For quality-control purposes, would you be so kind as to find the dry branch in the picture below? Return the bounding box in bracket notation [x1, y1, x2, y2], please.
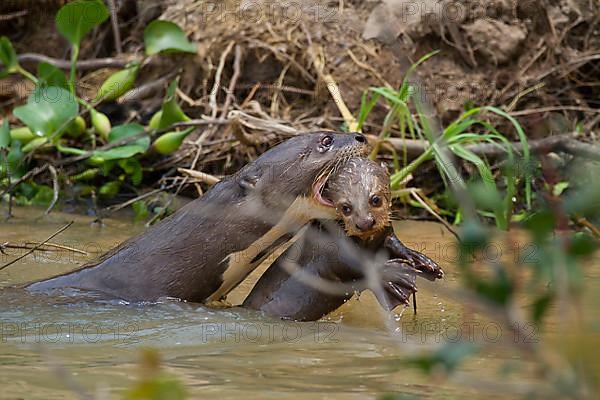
[378, 134, 600, 161]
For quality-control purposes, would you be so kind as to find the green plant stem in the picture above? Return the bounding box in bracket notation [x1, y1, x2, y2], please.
[390, 146, 434, 189]
[69, 45, 80, 95]
[16, 66, 38, 85]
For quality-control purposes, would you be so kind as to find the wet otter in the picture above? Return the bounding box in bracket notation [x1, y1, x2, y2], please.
[243, 158, 443, 321]
[27, 132, 369, 302]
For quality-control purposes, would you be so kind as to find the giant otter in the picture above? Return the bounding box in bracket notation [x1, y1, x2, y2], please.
[243, 158, 444, 321]
[27, 132, 370, 302]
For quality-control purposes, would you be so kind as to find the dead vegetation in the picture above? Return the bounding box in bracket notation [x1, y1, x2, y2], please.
[0, 0, 599, 214]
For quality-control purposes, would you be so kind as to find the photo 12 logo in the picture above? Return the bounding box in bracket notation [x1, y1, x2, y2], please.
[198, 321, 339, 344]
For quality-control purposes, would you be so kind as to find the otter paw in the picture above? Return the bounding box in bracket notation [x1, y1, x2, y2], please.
[372, 259, 418, 310]
[384, 234, 444, 281]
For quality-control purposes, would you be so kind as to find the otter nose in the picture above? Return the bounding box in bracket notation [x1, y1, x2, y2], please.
[354, 134, 366, 143]
[355, 217, 375, 232]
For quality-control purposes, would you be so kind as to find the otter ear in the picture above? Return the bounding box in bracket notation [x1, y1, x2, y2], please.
[239, 173, 261, 191]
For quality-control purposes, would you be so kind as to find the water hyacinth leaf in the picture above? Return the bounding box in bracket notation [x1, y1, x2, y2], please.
[65, 116, 87, 138]
[132, 200, 149, 222]
[7, 140, 24, 172]
[55, 0, 109, 47]
[0, 120, 10, 149]
[98, 181, 120, 198]
[144, 20, 197, 55]
[118, 158, 143, 185]
[94, 144, 146, 160]
[158, 80, 191, 130]
[153, 129, 193, 155]
[13, 87, 79, 137]
[0, 36, 18, 73]
[93, 124, 149, 160]
[22, 137, 48, 153]
[107, 123, 148, 146]
[148, 110, 162, 130]
[37, 62, 69, 90]
[10, 127, 36, 143]
[91, 110, 111, 140]
[71, 168, 99, 181]
[30, 184, 55, 206]
[95, 63, 140, 102]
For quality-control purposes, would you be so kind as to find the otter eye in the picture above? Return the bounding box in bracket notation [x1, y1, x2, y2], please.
[320, 135, 333, 147]
[341, 204, 352, 216]
[370, 195, 382, 207]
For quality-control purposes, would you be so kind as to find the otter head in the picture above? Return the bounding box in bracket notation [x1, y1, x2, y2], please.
[323, 157, 391, 240]
[249, 132, 370, 212]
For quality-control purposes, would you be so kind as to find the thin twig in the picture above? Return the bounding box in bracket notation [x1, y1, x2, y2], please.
[210, 41, 235, 118]
[44, 165, 59, 215]
[221, 44, 242, 119]
[509, 105, 600, 116]
[106, 0, 122, 54]
[2, 242, 87, 255]
[409, 190, 461, 241]
[177, 168, 220, 185]
[0, 164, 49, 198]
[102, 182, 179, 213]
[18, 53, 142, 70]
[0, 221, 74, 271]
[0, 10, 27, 21]
[379, 133, 600, 162]
[119, 72, 178, 103]
[25, 242, 87, 255]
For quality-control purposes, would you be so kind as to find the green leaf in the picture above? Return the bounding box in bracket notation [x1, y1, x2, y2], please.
[94, 145, 146, 160]
[523, 210, 556, 242]
[0, 36, 19, 73]
[144, 20, 197, 55]
[95, 63, 140, 102]
[37, 62, 69, 90]
[98, 181, 120, 198]
[93, 124, 149, 160]
[7, 140, 24, 173]
[71, 168, 99, 181]
[118, 158, 143, 185]
[55, 0, 109, 47]
[30, 184, 55, 206]
[0, 119, 10, 149]
[567, 233, 597, 258]
[153, 129, 193, 155]
[158, 80, 191, 129]
[108, 123, 148, 146]
[132, 200, 149, 222]
[13, 87, 79, 137]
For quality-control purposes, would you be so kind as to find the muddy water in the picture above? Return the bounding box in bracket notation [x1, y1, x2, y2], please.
[0, 207, 597, 399]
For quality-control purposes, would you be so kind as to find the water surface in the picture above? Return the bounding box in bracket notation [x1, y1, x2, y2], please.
[1, 207, 597, 399]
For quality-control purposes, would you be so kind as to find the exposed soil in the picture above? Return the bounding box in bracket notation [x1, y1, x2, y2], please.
[1, 0, 598, 198]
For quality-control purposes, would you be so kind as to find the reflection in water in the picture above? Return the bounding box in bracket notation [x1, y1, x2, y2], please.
[1, 207, 597, 399]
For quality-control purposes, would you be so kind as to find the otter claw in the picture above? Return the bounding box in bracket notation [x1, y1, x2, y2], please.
[372, 259, 418, 310]
[384, 234, 444, 281]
